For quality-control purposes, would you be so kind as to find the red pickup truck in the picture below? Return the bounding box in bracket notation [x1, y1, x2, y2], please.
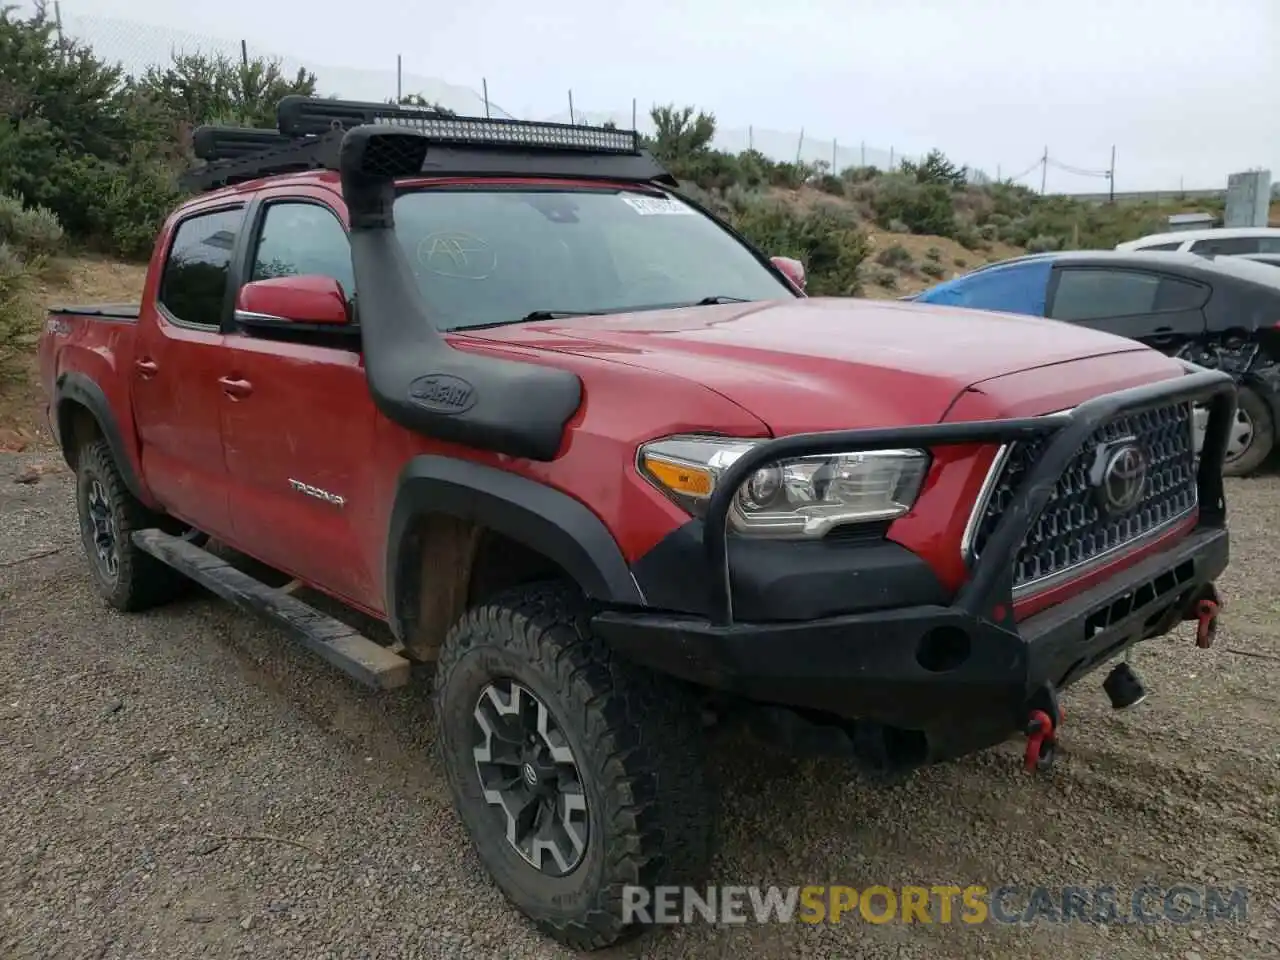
[39, 98, 1236, 949]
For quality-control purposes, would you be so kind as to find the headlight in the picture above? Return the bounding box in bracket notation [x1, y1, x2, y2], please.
[637, 436, 930, 539]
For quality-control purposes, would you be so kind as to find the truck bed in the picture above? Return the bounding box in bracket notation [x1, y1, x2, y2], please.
[47, 303, 141, 321]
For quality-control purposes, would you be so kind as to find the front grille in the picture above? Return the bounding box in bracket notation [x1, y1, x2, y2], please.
[969, 401, 1198, 591]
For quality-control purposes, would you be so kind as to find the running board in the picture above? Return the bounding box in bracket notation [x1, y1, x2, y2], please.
[132, 529, 411, 690]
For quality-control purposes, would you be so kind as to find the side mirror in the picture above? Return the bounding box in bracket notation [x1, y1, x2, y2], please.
[771, 255, 806, 292]
[235, 275, 350, 329]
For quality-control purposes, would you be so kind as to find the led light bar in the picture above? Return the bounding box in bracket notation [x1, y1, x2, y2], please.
[276, 95, 640, 154]
[369, 114, 639, 154]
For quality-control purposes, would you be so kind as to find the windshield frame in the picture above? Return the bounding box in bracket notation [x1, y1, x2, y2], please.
[389, 177, 803, 329]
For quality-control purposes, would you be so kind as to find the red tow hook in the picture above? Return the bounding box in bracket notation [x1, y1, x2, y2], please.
[1024, 709, 1058, 773]
[1195, 598, 1220, 649]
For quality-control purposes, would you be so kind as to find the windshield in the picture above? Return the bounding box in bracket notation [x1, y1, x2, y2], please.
[390, 186, 796, 330]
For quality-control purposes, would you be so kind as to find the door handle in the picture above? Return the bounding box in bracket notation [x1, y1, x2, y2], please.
[134, 358, 158, 378]
[218, 376, 253, 399]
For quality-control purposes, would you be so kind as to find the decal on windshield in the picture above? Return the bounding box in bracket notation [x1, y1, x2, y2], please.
[416, 232, 497, 279]
[620, 196, 695, 216]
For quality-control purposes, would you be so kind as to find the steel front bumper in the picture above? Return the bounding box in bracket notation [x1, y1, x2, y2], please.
[593, 365, 1237, 759]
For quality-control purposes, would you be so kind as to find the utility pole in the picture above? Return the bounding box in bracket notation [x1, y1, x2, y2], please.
[568, 90, 575, 124]
[52, 1, 65, 59]
[1040, 145, 1048, 194]
[396, 55, 402, 102]
[1108, 145, 1116, 204]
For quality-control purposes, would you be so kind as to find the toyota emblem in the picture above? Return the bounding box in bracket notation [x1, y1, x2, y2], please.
[1089, 439, 1148, 515]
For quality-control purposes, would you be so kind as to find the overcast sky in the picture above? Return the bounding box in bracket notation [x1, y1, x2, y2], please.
[46, 0, 1279, 193]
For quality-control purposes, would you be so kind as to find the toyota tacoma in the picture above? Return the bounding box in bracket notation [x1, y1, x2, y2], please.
[38, 97, 1236, 950]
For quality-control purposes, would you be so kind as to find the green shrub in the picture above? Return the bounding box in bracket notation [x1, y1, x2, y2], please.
[0, 192, 65, 258]
[924, 246, 943, 262]
[0, 7, 307, 261]
[867, 173, 956, 237]
[920, 261, 946, 279]
[875, 243, 914, 269]
[0, 243, 41, 385]
[953, 256, 968, 268]
[724, 191, 869, 296]
[866, 265, 899, 289]
[1026, 234, 1063, 253]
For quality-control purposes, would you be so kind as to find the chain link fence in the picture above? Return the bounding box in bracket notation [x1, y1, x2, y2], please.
[53, 7, 1005, 180]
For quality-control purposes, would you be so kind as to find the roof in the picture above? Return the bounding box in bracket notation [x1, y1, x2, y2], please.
[1116, 226, 1280, 249]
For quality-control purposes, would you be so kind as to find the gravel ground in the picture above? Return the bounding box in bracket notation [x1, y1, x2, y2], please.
[1, 451, 1277, 960]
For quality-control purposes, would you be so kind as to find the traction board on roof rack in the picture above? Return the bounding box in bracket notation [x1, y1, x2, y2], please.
[180, 96, 672, 194]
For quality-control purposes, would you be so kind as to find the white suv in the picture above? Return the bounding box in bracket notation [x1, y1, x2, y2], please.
[1116, 227, 1280, 256]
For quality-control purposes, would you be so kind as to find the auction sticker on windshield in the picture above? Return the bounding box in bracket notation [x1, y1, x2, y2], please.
[621, 195, 695, 215]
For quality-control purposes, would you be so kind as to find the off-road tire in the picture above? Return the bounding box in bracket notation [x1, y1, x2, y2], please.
[74, 438, 191, 611]
[433, 582, 714, 950]
[1222, 385, 1274, 477]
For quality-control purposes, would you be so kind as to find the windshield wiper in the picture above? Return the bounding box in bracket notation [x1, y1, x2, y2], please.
[451, 310, 603, 331]
[451, 298, 753, 333]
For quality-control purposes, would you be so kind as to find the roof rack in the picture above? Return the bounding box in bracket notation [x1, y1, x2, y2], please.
[180, 96, 674, 194]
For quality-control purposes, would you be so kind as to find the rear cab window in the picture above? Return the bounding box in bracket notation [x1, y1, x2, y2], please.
[390, 185, 796, 330]
[157, 207, 245, 329]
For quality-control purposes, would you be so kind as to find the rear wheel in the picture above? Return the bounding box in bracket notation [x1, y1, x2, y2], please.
[433, 582, 713, 950]
[74, 438, 192, 611]
[1222, 385, 1274, 477]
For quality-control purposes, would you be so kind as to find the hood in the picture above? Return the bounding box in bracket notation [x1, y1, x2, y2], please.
[462, 297, 1163, 434]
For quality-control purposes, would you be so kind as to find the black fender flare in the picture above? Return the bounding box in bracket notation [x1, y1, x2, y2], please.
[384, 455, 645, 641]
[53, 372, 147, 501]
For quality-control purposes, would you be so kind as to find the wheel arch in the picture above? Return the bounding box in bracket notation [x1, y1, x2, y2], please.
[385, 455, 645, 658]
[53, 372, 149, 503]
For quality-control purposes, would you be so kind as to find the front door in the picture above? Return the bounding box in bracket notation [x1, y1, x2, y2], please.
[218, 192, 382, 611]
[131, 204, 245, 540]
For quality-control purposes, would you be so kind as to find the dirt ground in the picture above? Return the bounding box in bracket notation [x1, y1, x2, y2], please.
[1, 451, 1277, 960]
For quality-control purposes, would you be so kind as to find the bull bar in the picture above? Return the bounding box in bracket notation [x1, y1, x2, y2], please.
[702, 364, 1238, 627]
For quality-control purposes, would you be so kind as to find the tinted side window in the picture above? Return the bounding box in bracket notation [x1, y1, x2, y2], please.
[1050, 269, 1208, 321]
[158, 208, 244, 327]
[1257, 237, 1280, 253]
[1138, 241, 1184, 252]
[251, 202, 354, 296]
[1154, 276, 1210, 310]
[1189, 237, 1260, 255]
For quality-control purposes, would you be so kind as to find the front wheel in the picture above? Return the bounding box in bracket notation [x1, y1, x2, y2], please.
[1222, 385, 1275, 477]
[433, 583, 713, 950]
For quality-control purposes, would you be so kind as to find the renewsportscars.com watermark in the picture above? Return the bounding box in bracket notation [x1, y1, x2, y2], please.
[621, 884, 1250, 926]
